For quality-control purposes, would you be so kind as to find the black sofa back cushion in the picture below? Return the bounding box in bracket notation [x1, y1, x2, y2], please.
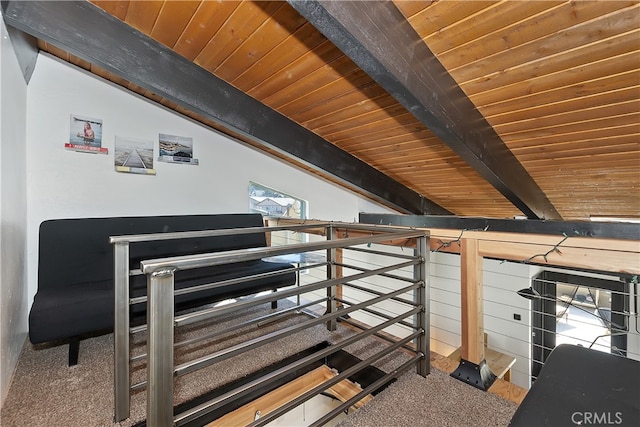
[38, 213, 267, 290]
[30, 213, 297, 345]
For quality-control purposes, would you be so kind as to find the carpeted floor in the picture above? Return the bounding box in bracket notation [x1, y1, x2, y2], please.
[337, 369, 517, 427]
[1, 300, 517, 426]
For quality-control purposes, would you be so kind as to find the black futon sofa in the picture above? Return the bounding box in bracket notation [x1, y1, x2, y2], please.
[29, 213, 296, 364]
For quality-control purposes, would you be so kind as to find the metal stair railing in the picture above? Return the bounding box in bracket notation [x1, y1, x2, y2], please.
[111, 223, 430, 426]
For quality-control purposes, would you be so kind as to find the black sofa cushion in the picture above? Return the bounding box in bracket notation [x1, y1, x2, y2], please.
[29, 214, 295, 344]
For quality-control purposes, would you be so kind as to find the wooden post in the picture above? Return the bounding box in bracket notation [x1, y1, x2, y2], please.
[336, 248, 343, 308]
[461, 237, 484, 364]
[263, 218, 272, 247]
[450, 237, 496, 390]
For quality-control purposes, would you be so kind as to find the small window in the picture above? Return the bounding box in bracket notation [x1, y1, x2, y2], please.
[248, 182, 306, 220]
[249, 182, 308, 248]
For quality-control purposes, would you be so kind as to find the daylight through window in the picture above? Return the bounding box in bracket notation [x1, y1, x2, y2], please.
[249, 182, 306, 220]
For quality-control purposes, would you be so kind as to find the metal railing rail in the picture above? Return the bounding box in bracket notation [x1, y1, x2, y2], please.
[308, 356, 423, 427]
[248, 332, 422, 427]
[130, 282, 421, 392]
[128, 296, 329, 367]
[129, 266, 304, 306]
[111, 223, 429, 425]
[173, 259, 418, 328]
[174, 309, 422, 426]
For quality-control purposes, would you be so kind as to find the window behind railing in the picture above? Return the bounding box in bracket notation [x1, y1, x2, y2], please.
[530, 271, 638, 382]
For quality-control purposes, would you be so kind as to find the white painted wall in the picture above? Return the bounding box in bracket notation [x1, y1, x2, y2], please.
[0, 18, 29, 406]
[24, 53, 393, 308]
[0, 51, 396, 407]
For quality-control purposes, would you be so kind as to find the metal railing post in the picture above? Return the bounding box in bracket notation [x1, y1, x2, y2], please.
[147, 268, 177, 427]
[415, 234, 430, 376]
[111, 223, 431, 424]
[326, 225, 337, 331]
[113, 241, 130, 422]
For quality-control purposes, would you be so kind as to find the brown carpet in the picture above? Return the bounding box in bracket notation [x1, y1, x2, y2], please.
[1, 301, 517, 426]
[337, 369, 518, 427]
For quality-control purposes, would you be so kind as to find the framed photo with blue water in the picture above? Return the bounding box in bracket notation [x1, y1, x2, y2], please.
[66, 114, 107, 154]
[158, 133, 199, 165]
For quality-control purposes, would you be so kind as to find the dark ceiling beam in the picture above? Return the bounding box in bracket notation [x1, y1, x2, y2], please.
[359, 213, 640, 241]
[289, 0, 562, 221]
[4, 25, 38, 84]
[1, 0, 451, 216]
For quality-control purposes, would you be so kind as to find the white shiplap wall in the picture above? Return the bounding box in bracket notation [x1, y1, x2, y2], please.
[284, 236, 537, 390]
[428, 253, 535, 389]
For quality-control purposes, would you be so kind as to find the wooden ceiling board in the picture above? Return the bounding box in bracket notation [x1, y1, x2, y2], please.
[172, 1, 240, 61]
[338, 133, 445, 154]
[465, 50, 639, 109]
[348, 154, 465, 175]
[68, 53, 92, 72]
[524, 162, 639, 180]
[393, 1, 437, 19]
[149, 1, 202, 48]
[398, 0, 639, 220]
[215, 3, 308, 82]
[437, 1, 634, 74]
[499, 112, 640, 141]
[38, 40, 69, 62]
[358, 158, 520, 214]
[535, 172, 640, 218]
[511, 130, 640, 151]
[458, 18, 639, 94]
[246, 40, 343, 99]
[301, 93, 397, 130]
[194, 1, 282, 72]
[493, 100, 640, 135]
[360, 145, 483, 165]
[477, 71, 640, 118]
[345, 145, 451, 165]
[486, 86, 640, 125]
[281, 72, 383, 119]
[421, 1, 564, 55]
[295, 82, 390, 125]
[515, 142, 640, 163]
[395, 1, 497, 36]
[503, 121, 640, 147]
[325, 114, 427, 144]
[310, 102, 410, 136]
[124, 0, 163, 34]
[91, 0, 129, 20]
[41, 0, 637, 220]
[262, 55, 362, 110]
[230, 22, 327, 91]
[345, 140, 444, 163]
[325, 115, 426, 144]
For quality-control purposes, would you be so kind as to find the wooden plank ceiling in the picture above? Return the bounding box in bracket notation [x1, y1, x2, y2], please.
[34, 0, 639, 221]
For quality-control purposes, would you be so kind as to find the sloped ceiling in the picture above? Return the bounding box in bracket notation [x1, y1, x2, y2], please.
[3, 0, 639, 221]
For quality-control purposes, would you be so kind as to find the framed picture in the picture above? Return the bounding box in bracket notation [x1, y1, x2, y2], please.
[158, 133, 199, 165]
[66, 114, 107, 154]
[114, 135, 156, 175]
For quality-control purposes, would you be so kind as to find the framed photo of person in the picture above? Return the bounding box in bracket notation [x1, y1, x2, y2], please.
[66, 114, 107, 154]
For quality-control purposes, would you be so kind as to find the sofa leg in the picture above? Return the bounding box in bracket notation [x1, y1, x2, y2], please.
[68, 337, 80, 366]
